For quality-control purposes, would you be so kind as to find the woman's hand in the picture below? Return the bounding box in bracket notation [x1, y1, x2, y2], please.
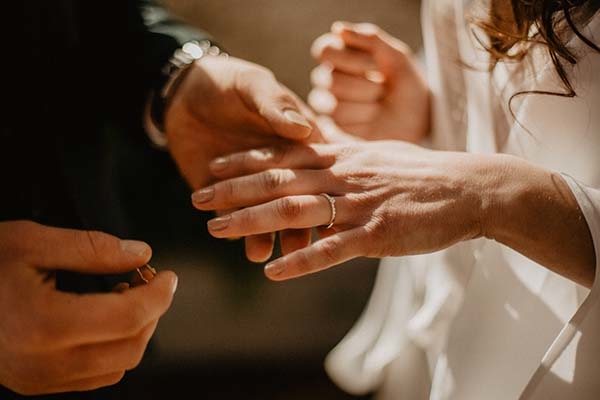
[0, 221, 178, 395]
[309, 22, 431, 142]
[193, 141, 596, 287]
[192, 141, 491, 280]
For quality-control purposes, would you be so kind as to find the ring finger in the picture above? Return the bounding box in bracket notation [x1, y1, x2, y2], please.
[206, 195, 347, 239]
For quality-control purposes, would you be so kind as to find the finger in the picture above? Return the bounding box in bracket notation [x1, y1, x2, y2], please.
[10, 221, 152, 274]
[39, 270, 177, 347]
[206, 195, 345, 239]
[332, 21, 378, 51]
[333, 21, 413, 79]
[331, 101, 380, 126]
[194, 169, 333, 211]
[236, 67, 315, 141]
[245, 233, 276, 263]
[40, 319, 157, 388]
[333, 21, 411, 57]
[311, 66, 384, 103]
[208, 145, 328, 180]
[279, 229, 313, 256]
[68, 320, 157, 380]
[308, 87, 337, 115]
[311, 33, 377, 75]
[43, 371, 126, 395]
[264, 228, 366, 281]
[215, 209, 242, 241]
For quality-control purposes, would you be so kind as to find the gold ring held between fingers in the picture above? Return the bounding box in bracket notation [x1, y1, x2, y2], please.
[320, 193, 337, 229]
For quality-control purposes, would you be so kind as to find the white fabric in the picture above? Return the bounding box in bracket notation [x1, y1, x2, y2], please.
[324, 1, 600, 399]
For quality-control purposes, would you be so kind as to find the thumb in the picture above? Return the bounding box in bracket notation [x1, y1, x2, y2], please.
[18, 222, 152, 274]
[240, 72, 315, 141]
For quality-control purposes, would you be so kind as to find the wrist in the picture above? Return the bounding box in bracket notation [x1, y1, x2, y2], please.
[477, 154, 562, 242]
[463, 153, 518, 241]
[144, 40, 228, 148]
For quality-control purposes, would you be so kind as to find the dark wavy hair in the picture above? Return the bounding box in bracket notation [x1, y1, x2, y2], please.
[470, 0, 599, 99]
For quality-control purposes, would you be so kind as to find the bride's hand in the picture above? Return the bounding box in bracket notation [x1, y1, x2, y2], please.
[309, 22, 431, 143]
[191, 141, 495, 281]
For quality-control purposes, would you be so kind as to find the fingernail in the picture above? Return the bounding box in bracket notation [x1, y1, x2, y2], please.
[171, 275, 178, 294]
[210, 157, 229, 172]
[192, 187, 215, 203]
[283, 109, 312, 129]
[265, 260, 285, 277]
[120, 240, 151, 256]
[207, 215, 231, 231]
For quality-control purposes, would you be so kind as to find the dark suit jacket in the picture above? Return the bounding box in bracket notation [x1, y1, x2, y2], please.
[1, 1, 210, 292]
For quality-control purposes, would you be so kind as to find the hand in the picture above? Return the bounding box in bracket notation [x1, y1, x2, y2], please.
[167, 56, 326, 262]
[192, 141, 490, 281]
[0, 221, 178, 395]
[165, 55, 323, 190]
[309, 21, 431, 142]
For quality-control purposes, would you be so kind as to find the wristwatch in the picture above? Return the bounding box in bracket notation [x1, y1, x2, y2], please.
[144, 39, 228, 148]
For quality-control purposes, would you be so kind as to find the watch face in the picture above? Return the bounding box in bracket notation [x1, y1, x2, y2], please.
[182, 41, 205, 60]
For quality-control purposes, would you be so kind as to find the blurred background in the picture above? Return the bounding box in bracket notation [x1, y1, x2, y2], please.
[120, 1, 423, 399]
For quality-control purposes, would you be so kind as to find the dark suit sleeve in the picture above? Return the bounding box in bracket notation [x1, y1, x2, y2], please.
[137, 0, 215, 99]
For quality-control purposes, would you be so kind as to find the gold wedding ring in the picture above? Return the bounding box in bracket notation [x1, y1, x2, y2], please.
[320, 193, 337, 229]
[134, 264, 157, 285]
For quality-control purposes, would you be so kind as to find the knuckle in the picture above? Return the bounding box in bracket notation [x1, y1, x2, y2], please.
[311, 33, 338, 59]
[316, 238, 340, 264]
[311, 64, 333, 88]
[293, 250, 313, 275]
[365, 216, 394, 257]
[274, 91, 295, 107]
[259, 169, 286, 193]
[121, 300, 148, 335]
[219, 180, 236, 205]
[275, 197, 303, 221]
[307, 88, 336, 115]
[75, 230, 117, 264]
[273, 144, 292, 165]
[354, 23, 381, 39]
[235, 208, 255, 231]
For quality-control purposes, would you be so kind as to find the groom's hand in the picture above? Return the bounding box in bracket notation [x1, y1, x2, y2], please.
[166, 56, 321, 263]
[165, 56, 323, 190]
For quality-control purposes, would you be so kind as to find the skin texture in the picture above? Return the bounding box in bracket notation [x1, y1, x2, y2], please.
[0, 221, 177, 395]
[309, 21, 431, 142]
[192, 141, 595, 288]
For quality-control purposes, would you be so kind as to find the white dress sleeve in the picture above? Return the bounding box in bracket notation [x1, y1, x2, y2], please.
[520, 177, 600, 399]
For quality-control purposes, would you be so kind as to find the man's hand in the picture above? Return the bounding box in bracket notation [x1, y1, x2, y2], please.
[0, 221, 178, 395]
[164, 56, 323, 190]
